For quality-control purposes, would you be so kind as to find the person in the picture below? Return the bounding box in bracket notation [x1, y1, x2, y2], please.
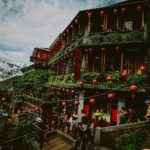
[145, 100, 150, 122]
[117, 107, 128, 125]
[127, 107, 136, 123]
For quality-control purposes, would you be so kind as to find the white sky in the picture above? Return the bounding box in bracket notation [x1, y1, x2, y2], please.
[0, 0, 125, 66]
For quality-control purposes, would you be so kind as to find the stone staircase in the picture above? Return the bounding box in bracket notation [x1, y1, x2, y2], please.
[44, 135, 73, 150]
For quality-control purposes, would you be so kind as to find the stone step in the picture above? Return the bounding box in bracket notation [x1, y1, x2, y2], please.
[44, 136, 73, 150]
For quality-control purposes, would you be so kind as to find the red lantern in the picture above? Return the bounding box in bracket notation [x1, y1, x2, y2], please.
[113, 8, 118, 15]
[71, 89, 75, 93]
[75, 19, 79, 24]
[34, 107, 40, 113]
[101, 47, 106, 52]
[70, 53, 74, 57]
[107, 93, 115, 100]
[137, 5, 142, 13]
[88, 48, 93, 53]
[66, 29, 69, 34]
[106, 75, 112, 81]
[90, 98, 95, 104]
[88, 12, 93, 18]
[96, 91, 100, 95]
[130, 85, 138, 92]
[62, 101, 67, 107]
[140, 65, 146, 73]
[62, 88, 65, 92]
[66, 89, 70, 93]
[121, 7, 126, 14]
[99, 10, 105, 17]
[122, 71, 127, 79]
[82, 90, 86, 93]
[71, 24, 74, 29]
[63, 33, 66, 37]
[74, 100, 80, 106]
[79, 81, 83, 86]
[115, 46, 120, 52]
[92, 79, 97, 84]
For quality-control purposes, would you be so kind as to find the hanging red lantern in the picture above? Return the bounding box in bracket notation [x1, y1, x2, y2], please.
[122, 71, 127, 79]
[99, 10, 105, 17]
[66, 29, 69, 34]
[34, 107, 40, 113]
[96, 91, 100, 95]
[63, 33, 66, 37]
[75, 19, 79, 24]
[70, 52, 74, 57]
[82, 89, 86, 93]
[121, 7, 126, 14]
[88, 48, 93, 53]
[62, 101, 67, 107]
[140, 65, 146, 73]
[71, 24, 74, 29]
[88, 12, 93, 18]
[66, 89, 70, 93]
[115, 46, 121, 52]
[74, 100, 80, 106]
[113, 8, 118, 15]
[62, 88, 65, 92]
[79, 81, 83, 86]
[137, 5, 142, 13]
[106, 75, 112, 81]
[71, 89, 75, 93]
[92, 79, 97, 84]
[101, 47, 106, 52]
[90, 98, 95, 104]
[130, 85, 138, 92]
[107, 93, 115, 100]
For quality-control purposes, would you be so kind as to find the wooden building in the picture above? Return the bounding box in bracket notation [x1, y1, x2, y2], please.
[31, 0, 150, 125]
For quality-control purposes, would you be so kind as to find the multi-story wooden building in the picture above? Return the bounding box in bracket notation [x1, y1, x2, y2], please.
[31, 0, 150, 125]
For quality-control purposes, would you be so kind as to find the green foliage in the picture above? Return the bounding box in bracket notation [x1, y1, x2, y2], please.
[127, 31, 143, 41]
[116, 130, 148, 150]
[81, 72, 101, 83]
[48, 73, 75, 84]
[107, 32, 121, 42]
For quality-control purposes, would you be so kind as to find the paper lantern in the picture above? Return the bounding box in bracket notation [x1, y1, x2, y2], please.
[113, 8, 118, 15]
[115, 46, 121, 52]
[74, 100, 80, 106]
[101, 47, 106, 52]
[122, 71, 127, 79]
[121, 8, 126, 14]
[79, 81, 83, 86]
[62, 101, 67, 107]
[92, 79, 97, 84]
[106, 75, 112, 81]
[66, 29, 69, 34]
[90, 98, 95, 104]
[140, 65, 146, 73]
[96, 91, 100, 95]
[88, 48, 93, 53]
[107, 93, 115, 100]
[82, 89, 86, 93]
[71, 24, 74, 29]
[88, 12, 93, 18]
[137, 5, 142, 13]
[130, 85, 138, 92]
[71, 89, 75, 93]
[99, 10, 105, 17]
[75, 19, 79, 24]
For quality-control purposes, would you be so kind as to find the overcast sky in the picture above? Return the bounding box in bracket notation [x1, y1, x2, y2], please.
[0, 0, 125, 66]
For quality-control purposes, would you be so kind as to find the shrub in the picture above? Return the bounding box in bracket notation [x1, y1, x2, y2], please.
[116, 130, 148, 150]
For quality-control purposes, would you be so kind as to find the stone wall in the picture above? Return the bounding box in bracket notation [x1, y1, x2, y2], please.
[94, 121, 149, 149]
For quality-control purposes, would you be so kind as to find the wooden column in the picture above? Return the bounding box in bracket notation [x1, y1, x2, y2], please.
[120, 51, 124, 73]
[142, 10, 144, 28]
